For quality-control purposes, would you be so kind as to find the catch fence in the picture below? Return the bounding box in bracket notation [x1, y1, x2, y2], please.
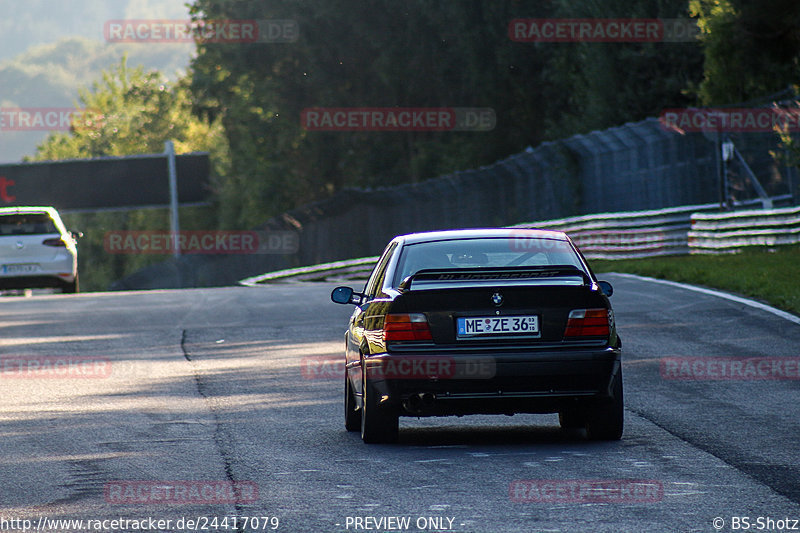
[116, 117, 798, 289]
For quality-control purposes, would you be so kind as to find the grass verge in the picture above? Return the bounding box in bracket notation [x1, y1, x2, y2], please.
[589, 245, 800, 317]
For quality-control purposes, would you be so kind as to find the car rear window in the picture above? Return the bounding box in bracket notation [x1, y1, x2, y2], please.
[0, 214, 59, 236]
[393, 237, 584, 286]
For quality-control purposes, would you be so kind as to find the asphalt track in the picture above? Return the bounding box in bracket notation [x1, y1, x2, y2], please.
[0, 273, 799, 533]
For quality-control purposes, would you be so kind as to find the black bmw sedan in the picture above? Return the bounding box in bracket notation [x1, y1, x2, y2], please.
[331, 229, 622, 444]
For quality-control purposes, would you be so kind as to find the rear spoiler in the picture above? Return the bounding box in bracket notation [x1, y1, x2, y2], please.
[398, 265, 591, 291]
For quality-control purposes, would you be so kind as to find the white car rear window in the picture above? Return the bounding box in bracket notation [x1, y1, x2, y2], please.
[0, 214, 59, 236]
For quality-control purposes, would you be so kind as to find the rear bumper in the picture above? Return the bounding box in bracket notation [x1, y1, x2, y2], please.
[0, 274, 75, 290]
[0, 257, 76, 289]
[363, 346, 621, 416]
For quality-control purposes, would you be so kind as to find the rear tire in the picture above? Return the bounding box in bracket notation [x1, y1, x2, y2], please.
[586, 369, 624, 441]
[360, 366, 398, 444]
[62, 274, 78, 294]
[344, 371, 360, 432]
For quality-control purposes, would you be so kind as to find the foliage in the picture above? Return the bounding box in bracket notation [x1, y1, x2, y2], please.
[689, 0, 800, 105]
[32, 56, 225, 160]
[0, 36, 192, 162]
[542, 0, 705, 139]
[26, 0, 800, 291]
[688, 0, 800, 197]
[32, 58, 228, 291]
[188, 0, 705, 229]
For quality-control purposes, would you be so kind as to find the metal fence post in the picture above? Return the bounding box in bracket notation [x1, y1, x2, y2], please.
[165, 140, 180, 260]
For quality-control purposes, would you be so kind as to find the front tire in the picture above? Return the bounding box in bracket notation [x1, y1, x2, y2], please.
[360, 365, 398, 444]
[586, 369, 624, 440]
[558, 408, 586, 431]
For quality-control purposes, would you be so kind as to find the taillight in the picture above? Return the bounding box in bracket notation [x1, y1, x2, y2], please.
[383, 313, 433, 342]
[42, 238, 66, 247]
[564, 308, 610, 338]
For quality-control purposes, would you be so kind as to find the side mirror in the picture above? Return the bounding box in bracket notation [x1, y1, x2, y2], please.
[597, 280, 613, 297]
[331, 286, 363, 305]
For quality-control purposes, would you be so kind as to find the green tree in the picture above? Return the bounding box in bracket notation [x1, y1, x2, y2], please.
[541, 0, 705, 139]
[189, 0, 707, 228]
[33, 56, 225, 159]
[189, 0, 558, 228]
[689, 0, 800, 105]
[689, 0, 800, 202]
[33, 57, 228, 291]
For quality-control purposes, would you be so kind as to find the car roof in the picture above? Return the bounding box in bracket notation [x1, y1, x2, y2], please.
[393, 228, 569, 245]
[0, 206, 59, 216]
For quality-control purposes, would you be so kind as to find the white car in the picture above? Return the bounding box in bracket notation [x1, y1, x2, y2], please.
[0, 206, 79, 293]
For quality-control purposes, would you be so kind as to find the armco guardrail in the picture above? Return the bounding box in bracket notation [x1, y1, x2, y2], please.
[239, 256, 378, 286]
[514, 196, 795, 259]
[689, 205, 800, 253]
[240, 198, 798, 285]
[513, 203, 719, 259]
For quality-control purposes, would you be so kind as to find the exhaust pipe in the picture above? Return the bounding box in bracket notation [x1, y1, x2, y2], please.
[405, 392, 437, 413]
[407, 394, 422, 410]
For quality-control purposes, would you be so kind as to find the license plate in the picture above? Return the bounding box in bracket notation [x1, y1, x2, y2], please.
[2, 264, 41, 274]
[457, 315, 540, 338]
